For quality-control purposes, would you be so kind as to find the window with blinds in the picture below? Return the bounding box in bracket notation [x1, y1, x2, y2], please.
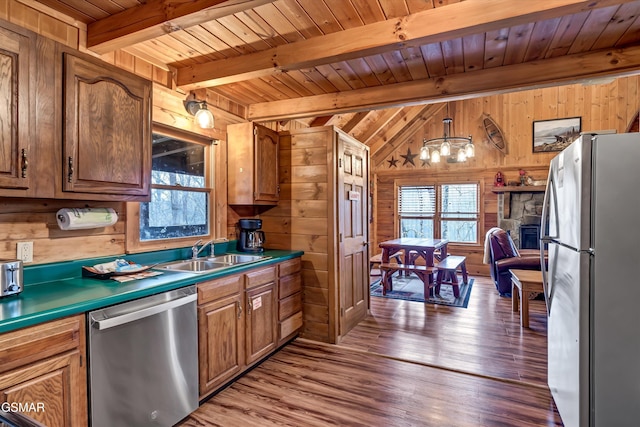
[398, 183, 479, 243]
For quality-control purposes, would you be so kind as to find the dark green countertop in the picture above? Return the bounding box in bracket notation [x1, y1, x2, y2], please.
[0, 246, 303, 334]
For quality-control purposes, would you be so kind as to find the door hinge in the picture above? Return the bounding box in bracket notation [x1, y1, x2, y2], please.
[339, 233, 343, 242]
[80, 355, 83, 367]
[340, 308, 345, 317]
[338, 158, 342, 168]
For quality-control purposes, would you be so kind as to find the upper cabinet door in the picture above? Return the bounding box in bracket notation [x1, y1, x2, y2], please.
[62, 52, 151, 199]
[0, 23, 33, 191]
[254, 125, 279, 203]
[227, 122, 279, 205]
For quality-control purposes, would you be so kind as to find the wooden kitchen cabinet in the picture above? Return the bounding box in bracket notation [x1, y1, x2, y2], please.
[0, 315, 87, 426]
[278, 258, 303, 346]
[197, 275, 244, 399]
[227, 122, 279, 205]
[60, 50, 152, 200]
[0, 20, 35, 195]
[197, 259, 300, 400]
[245, 266, 277, 364]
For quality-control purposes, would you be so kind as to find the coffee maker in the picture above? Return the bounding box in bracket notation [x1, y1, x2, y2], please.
[237, 219, 265, 253]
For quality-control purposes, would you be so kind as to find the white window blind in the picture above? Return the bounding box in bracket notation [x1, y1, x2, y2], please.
[440, 184, 479, 219]
[398, 186, 436, 217]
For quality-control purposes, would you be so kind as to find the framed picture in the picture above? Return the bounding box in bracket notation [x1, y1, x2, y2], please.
[532, 117, 581, 153]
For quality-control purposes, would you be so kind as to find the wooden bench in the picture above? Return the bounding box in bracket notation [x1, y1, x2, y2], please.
[370, 252, 402, 276]
[379, 263, 438, 297]
[434, 255, 468, 298]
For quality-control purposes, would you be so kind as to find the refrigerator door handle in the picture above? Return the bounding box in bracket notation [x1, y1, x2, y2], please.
[540, 169, 558, 316]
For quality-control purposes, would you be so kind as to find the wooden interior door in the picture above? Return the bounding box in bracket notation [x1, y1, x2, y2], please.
[338, 133, 369, 338]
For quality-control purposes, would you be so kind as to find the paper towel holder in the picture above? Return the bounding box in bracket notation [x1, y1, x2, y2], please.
[56, 207, 119, 231]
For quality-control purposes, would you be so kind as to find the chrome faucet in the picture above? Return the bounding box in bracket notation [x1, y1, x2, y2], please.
[191, 239, 214, 259]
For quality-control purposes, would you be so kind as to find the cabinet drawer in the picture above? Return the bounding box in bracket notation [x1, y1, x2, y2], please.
[279, 273, 301, 299]
[279, 312, 303, 341]
[278, 258, 301, 277]
[245, 266, 276, 288]
[0, 315, 83, 375]
[278, 292, 302, 321]
[197, 275, 243, 305]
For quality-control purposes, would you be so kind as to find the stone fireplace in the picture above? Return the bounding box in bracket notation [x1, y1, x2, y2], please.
[497, 192, 545, 249]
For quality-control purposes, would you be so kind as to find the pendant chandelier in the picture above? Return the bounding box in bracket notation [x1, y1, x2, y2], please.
[419, 108, 475, 163]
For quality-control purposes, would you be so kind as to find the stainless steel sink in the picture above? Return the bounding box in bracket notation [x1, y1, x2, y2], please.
[157, 260, 231, 273]
[207, 254, 268, 264]
[155, 254, 270, 274]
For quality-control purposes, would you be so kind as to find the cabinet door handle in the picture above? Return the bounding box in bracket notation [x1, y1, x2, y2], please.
[236, 300, 242, 318]
[67, 156, 74, 182]
[21, 149, 28, 178]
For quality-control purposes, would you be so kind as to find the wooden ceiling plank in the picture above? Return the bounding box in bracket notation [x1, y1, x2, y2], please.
[568, 6, 619, 54]
[182, 25, 238, 59]
[321, 0, 365, 29]
[376, 0, 410, 19]
[298, 68, 340, 93]
[341, 111, 372, 133]
[295, 0, 344, 34]
[463, 33, 486, 72]
[175, 0, 633, 89]
[364, 54, 398, 85]
[421, 42, 447, 77]
[272, 0, 323, 39]
[592, 3, 640, 49]
[247, 43, 640, 120]
[234, 9, 288, 47]
[86, 0, 277, 54]
[617, 12, 640, 46]
[401, 46, 430, 80]
[483, 28, 509, 68]
[545, 12, 590, 58]
[356, 108, 403, 144]
[382, 50, 414, 82]
[347, 0, 386, 24]
[371, 104, 446, 162]
[251, 3, 306, 43]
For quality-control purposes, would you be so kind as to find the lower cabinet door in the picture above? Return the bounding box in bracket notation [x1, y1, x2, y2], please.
[198, 293, 244, 397]
[245, 282, 277, 365]
[0, 350, 86, 427]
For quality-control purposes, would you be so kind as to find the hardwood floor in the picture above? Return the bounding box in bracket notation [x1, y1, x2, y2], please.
[180, 275, 563, 426]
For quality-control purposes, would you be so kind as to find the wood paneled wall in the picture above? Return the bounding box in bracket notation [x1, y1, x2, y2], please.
[373, 77, 640, 276]
[259, 128, 335, 343]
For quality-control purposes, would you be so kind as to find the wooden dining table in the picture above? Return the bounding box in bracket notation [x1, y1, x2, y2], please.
[378, 237, 449, 294]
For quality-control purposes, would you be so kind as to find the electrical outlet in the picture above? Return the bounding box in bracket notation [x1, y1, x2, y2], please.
[17, 242, 33, 263]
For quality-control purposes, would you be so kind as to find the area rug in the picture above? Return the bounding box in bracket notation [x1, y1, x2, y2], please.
[370, 274, 474, 308]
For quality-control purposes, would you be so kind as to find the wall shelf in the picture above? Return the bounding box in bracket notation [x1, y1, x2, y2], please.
[491, 185, 546, 193]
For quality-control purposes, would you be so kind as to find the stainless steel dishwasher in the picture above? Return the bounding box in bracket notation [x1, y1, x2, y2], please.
[88, 286, 198, 427]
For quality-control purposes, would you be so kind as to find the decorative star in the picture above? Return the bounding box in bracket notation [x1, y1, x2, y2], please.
[401, 148, 417, 166]
[421, 158, 430, 167]
[387, 156, 399, 168]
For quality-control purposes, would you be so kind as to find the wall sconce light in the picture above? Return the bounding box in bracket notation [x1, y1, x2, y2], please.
[184, 97, 215, 129]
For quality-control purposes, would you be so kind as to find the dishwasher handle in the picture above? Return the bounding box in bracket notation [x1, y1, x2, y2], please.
[92, 292, 197, 330]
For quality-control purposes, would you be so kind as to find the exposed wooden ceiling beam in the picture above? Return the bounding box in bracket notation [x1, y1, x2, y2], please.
[354, 108, 403, 146]
[176, 0, 632, 90]
[309, 116, 333, 127]
[371, 104, 446, 162]
[342, 112, 371, 134]
[247, 44, 640, 121]
[86, 0, 276, 55]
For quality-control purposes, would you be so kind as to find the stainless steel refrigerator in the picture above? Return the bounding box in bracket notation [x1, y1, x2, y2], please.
[541, 133, 640, 427]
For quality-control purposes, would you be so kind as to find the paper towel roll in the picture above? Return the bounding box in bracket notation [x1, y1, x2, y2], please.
[56, 208, 118, 230]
